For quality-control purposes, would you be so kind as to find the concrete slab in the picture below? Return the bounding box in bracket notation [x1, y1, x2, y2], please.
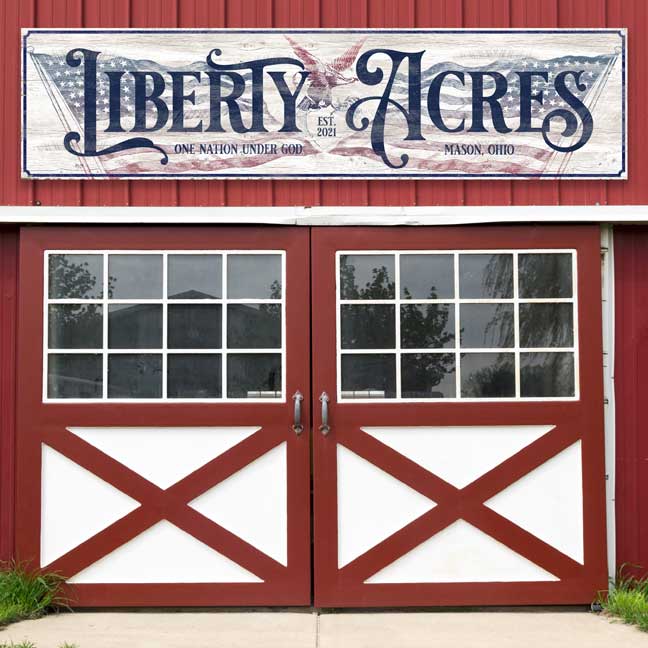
[318, 611, 648, 648]
[0, 610, 645, 648]
[0, 611, 318, 648]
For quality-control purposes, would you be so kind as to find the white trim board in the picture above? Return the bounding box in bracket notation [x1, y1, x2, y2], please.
[2, 205, 648, 225]
[600, 225, 616, 585]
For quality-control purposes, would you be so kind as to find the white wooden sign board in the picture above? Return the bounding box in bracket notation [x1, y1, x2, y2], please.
[22, 29, 626, 180]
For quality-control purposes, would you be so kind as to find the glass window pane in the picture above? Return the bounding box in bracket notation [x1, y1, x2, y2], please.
[168, 254, 222, 299]
[460, 303, 514, 348]
[400, 303, 455, 349]
[168, 354, 222, 398]
[520, 352, 575, 397]
[48, 304, 102, 349]
[168, 304, 221, 349]
[108, 254, 162, 299]
[400, 254, 454, 299]
[341, 354, 396, 398]
[227, 255, 282, 299]
[227, 304, 281, 349]
[401, 353, 456, 398]
[459, 254, 513, 298]
[48, 254, 103, 299]
[108, 354, 162, 398]
[108, 304, 162, 349]
[47, 354, 102, 399]
[519, 253, 573, 298]
[227, 353, 282, 398]
[519, 303, 574, 348]
[341, 305, 395, 349]
[340, 255, 395, 299]
[461, 352, 515, 398]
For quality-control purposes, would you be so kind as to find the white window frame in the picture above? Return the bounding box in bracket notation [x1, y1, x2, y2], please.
[336, 248, 579, 403]
[43, 249, 287, 404]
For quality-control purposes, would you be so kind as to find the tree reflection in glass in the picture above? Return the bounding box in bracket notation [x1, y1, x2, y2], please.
[340, 255, 395, 299]
[48, 254, 103, 299]
[461, 353, 515, 398]
[519, 253, 572, 298]
[401, 286, 454, 349]
[460, 253, 513, 299]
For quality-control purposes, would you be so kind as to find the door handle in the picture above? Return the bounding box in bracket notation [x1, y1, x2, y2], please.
[292, 391, 304, 435]
[319, 392, 330, 436]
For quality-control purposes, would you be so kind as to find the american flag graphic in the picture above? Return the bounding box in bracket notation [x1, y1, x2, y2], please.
[29, 44, 617, 177]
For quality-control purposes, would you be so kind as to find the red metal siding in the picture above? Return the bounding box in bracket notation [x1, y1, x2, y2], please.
[0, 228, 17, 563]
[0, 0, 645, 578]
[0, 0, 644, 207]
[615, 226, 648, 578]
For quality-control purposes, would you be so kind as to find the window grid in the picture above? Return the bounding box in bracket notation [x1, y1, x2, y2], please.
[162, 252, 168, 399]
[336, 249, 579, 403]
[513, 251, 521, 398]
[394, 256, 402, 399]
[44, 250, 286, 403]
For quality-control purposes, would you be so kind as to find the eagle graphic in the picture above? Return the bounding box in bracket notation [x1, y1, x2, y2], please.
[285, 36, 366, 109]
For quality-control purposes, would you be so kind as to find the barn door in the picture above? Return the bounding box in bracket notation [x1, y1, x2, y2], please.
[312, 225, 608, 607]
[16, 226, 311, 606]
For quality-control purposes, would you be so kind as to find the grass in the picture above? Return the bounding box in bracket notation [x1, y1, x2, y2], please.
[598, 567, 648, 632]
[0, 562, 68, 627]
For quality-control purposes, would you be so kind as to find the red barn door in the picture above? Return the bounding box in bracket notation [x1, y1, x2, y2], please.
[16, 226, 311, 606]
[312, 225, 607, 607]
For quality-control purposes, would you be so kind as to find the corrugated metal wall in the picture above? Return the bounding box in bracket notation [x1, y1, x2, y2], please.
[0, 0, 645, 207]
[0, 0, 646, 574]
[0, 229, 17, 563]
[615, 227, 648, 579]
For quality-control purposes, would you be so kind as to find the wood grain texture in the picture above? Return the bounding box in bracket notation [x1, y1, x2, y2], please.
[22, 29, 625, 180]
[3, 0, 636, 203]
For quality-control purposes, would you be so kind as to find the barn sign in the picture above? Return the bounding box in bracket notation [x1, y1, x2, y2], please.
[22, 29, 626, 180]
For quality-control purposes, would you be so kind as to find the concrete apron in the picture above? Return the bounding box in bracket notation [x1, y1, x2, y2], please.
[1, 611, 646, 648]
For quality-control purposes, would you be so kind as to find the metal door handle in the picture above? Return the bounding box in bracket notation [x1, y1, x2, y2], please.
[319, 392, 330, 436]
[292, 391, 304, 435]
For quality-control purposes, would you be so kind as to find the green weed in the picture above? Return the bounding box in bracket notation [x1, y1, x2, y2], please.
[598, 565, 648, 631]
[0, 562, 67, 627]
